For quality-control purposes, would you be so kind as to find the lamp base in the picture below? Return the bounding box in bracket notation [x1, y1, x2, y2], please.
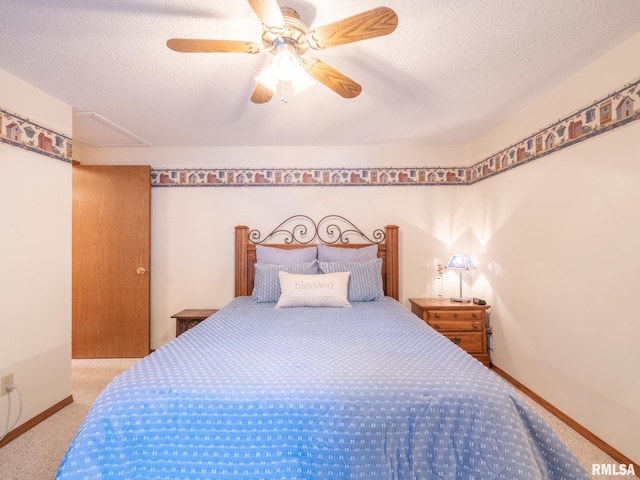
[450, 296, 472, 303]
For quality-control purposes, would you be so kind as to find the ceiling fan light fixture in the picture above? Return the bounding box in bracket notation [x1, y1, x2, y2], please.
[271, 44, 300, 82]
[255, 63, 279, 93]
[255, 41, 314, 96]
[290, 69, 315, 95]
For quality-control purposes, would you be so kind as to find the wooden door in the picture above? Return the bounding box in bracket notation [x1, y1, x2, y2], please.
[72, 165, 151, 358]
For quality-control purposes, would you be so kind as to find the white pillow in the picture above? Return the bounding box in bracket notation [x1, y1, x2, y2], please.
[275, 271, 351, 308]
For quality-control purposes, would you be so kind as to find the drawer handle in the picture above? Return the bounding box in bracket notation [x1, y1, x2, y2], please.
[453, 313, 458, 318]
[434, 324, 440, 330]
[434, 313, 440, 318]
[450, 337, 462, 345]
[472, 313, 478, 318]
[472, 322, 478, 329]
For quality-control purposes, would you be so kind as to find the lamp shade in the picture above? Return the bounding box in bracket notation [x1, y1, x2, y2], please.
[446, 254, 475, 271]
[446, 254, 475, 302]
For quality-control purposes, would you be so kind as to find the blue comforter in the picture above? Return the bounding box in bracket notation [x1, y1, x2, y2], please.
[56, 297, 590, 479]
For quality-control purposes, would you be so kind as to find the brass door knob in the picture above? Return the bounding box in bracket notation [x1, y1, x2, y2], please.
[136, 267, 147, 275]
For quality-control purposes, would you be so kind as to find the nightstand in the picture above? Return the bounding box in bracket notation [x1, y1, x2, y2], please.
[171, 309, 218, 337]
[409, 298, 491, 367]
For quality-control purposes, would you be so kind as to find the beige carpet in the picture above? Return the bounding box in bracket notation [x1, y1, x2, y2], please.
[0, 359, 634, 479]
[0, 359, 139, 480]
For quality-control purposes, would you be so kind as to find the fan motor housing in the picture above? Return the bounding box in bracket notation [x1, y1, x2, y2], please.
[261, 7, 309, 56]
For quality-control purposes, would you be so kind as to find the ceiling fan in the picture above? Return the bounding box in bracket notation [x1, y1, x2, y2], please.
[166, 0, 398, 104]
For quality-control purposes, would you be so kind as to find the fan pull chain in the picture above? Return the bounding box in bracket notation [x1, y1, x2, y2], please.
[280, 81, 291, 103]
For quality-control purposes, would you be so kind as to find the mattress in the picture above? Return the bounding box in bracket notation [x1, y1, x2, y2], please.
[56, 297, 590, 479]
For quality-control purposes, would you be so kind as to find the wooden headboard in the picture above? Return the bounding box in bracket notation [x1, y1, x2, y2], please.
[235, 215, 399, 300]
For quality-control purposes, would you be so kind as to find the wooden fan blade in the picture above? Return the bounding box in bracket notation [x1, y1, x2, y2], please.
[166, 38, 261, 54]
[307, 7, 398, 50]
[247, 0, 286, 33]
[251, 82, 274, 104]
[303, 58, 362, 98]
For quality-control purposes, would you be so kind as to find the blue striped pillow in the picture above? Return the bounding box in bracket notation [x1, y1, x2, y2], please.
[256, 245, 317, 264]
[317, 244, 378, 262]
[252, 261, 321, 303]
[318, 258, 384, 302]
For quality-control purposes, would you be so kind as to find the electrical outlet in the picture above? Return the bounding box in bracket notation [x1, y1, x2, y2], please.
[1, 373, 14, 397]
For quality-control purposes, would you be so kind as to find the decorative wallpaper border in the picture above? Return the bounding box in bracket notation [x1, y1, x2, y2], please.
[151, 76, 640, 187]
[3, 75, 638, 181]
[151, 166, 470, 187]
[0, 108, 72, 163]
[466, 76, 640, 184]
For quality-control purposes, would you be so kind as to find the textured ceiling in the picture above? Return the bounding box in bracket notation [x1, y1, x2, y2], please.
[2, 0, 640, 147]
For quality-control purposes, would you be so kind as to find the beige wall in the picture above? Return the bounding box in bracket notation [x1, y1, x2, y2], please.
[0, 69, 72, 433]
[467, 124, 640, 464]
[468, 31, 640, 464]
[74, 32, 640, 465]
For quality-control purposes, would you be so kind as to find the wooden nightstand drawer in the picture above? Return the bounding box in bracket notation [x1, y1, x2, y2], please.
[409, 297, 491, 367]
[428, 319, 482, 332]
[427, 310, 483, 322]
[426, 312, 483, 332]
[442, 332, 484, 353]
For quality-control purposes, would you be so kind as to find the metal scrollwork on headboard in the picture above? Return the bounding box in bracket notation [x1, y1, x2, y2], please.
[248, 215, 386, 245]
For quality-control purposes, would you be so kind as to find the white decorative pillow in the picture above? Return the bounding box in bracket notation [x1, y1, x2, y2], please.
[275, 271, 351, 308]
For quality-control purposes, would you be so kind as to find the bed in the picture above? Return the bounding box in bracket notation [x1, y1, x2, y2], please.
[56, 215, 590, 479]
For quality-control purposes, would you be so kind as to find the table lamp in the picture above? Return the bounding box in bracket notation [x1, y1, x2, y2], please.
[446, 254, 475, 302]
